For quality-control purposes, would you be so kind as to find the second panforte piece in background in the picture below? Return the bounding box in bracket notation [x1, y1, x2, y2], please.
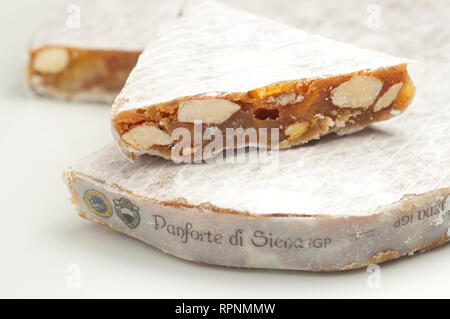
[26, 0, 183, 103]
[111, 0, 415, 162]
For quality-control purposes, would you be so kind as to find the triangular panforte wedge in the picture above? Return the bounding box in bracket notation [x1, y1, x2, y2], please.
[27, 0, 183, 103]
[112, 0, 415, 161]
[64, 137, 450, 271]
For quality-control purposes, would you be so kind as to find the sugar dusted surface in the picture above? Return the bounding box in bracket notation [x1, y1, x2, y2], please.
[115, 0, 409, 112]
[76, 0, 448, 218]
[73, 100, 450, 218]
[30, 0, 183, 51]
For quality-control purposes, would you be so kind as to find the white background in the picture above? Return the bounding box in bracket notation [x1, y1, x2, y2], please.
[0, 0, 448, 298]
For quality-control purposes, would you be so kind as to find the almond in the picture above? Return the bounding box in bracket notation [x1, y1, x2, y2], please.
[33, 47, 70, 74]
[331, 76, 383, 109]
[178, 99, 240, 124]
[285, 122, 309, 140]
[122, 126, 171, 149]
[373, 82, 403, 112]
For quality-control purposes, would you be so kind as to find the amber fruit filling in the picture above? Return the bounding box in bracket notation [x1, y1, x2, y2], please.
[115, 64, 414, 152]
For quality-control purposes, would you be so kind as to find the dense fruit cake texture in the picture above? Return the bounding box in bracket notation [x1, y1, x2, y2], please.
[28, 47, 140, 102]
[111, 0, 415, 162]
[114, 65, 414, 161]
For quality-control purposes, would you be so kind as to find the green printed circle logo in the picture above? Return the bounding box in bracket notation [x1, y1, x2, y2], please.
[114, 198, 140, 229]
[84, 190, 112, 218]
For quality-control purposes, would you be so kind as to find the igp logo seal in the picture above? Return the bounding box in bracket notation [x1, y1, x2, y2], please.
[84, 190, 112, 218]
[114, 198, 140, 229]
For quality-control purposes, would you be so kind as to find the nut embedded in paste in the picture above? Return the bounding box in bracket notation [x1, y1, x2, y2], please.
[122, 125, 172, 149]
[374, 82, 404, 112]
[331, 76, 383, 109]
[178, 99, 241, 124]
[33, 47, 70, 74]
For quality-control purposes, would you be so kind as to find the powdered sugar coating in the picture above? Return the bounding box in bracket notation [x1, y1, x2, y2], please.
[30, 0, 183, 51]
[114, 0, 409, 113]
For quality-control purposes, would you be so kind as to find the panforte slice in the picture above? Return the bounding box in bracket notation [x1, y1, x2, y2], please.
[112, 0, 415, 161]
[27, 0, 183, 103]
